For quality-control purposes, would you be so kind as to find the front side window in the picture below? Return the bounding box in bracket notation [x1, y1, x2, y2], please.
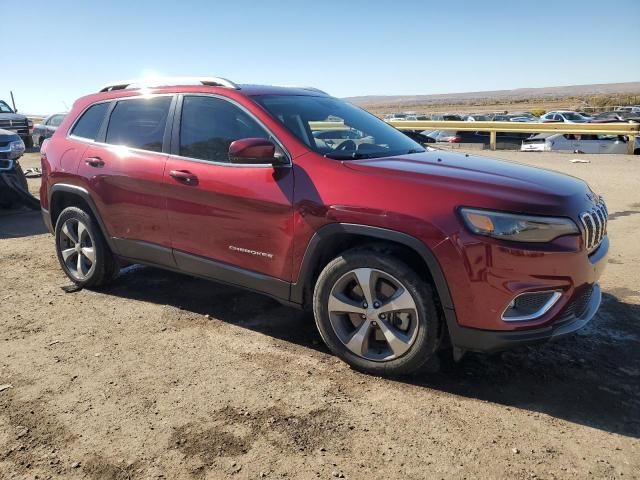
[105, 96, 172, 152]
[562, 112, 585, 121]
[179, 96, 269, 163]
[70, 102, 109, 140]
[255, 95, 423, 159]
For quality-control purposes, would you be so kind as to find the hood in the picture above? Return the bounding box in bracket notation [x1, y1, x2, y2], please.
[343, 150, 592, 215]
[0, 128, 20, 141]
[0, 112, 28, 122]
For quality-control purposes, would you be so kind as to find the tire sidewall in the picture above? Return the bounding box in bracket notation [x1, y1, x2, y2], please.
[313, 251, 441, 376]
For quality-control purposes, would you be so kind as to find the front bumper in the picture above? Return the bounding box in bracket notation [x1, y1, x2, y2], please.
[447, 283, 601, 353]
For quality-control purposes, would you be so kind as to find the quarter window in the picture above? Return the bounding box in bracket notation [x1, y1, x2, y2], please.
[105, 96, 172, 152]
[179, 96, 269, 163]
[70, 102, 109, 140]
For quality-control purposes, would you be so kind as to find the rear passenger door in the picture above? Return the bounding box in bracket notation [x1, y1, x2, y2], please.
[76, 95, 176, 265]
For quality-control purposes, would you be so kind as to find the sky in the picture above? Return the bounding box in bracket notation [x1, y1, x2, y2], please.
[1, 0, 639, 114]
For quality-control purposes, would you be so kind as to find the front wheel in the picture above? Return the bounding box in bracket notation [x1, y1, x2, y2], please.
[313, 249, 442, 376]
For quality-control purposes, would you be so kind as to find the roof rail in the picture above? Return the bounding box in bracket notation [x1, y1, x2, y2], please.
[275, 85, 329, 95]
[98, 76, 240, 92]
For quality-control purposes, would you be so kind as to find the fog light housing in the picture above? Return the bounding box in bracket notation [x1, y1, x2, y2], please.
[502, 291, 561, 321]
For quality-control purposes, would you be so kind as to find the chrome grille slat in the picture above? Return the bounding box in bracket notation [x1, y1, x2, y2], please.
[581, 198, 608, 253]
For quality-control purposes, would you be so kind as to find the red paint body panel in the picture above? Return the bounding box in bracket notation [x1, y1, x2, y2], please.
[164, 157, 294, 280]
[41, 83, 608, 342]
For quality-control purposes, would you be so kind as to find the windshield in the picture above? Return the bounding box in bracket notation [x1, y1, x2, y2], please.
[0, 101, 14, 113]
[254, 95, 424, 159]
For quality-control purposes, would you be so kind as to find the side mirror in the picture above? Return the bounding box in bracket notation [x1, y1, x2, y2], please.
[228, 138, 285, 166]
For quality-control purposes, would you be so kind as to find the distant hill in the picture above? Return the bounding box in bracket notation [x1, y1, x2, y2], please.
[346, 82, 640, 108]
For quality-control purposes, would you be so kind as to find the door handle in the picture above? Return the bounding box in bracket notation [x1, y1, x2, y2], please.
[85, 157, 105, 167]
[169, 169, 198, 185]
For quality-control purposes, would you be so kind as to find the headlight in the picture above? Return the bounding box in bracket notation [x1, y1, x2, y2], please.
[460, 208, 579, 242]
[9, 139, 25, 151]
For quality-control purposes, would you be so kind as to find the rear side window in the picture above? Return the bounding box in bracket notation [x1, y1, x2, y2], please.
[179, 96, 269, 163]
[105, 96, 172, 152]
[70, 103, 109, 140]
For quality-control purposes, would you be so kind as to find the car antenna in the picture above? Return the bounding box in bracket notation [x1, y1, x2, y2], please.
[10, 91, 17, 112]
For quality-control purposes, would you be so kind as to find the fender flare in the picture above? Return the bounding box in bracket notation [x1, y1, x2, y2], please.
[290, 223, 454, 311]
[48, 183, 119, 253]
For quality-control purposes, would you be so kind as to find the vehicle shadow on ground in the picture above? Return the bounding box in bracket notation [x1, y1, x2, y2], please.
[408, 292, 640, 439]
[0, 209, 47, 239]
[104, 266, 640, 439]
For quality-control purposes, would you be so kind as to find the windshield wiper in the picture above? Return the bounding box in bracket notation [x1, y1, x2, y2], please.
[406, 148, 425, 154]
[324, 151, 376, 160]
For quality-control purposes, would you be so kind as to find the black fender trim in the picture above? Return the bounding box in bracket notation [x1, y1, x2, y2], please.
[289, 223, 455, 311]
[48, 183, 119, 254]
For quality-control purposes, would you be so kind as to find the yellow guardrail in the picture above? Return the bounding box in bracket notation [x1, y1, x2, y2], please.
[309, 120, 640, 154]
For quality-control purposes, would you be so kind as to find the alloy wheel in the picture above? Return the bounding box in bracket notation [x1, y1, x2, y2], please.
[58, 218, 96, 281]
[327, 268, 420, 362]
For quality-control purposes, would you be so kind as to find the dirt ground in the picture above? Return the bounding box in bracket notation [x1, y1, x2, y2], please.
[1, 150, 639, 480]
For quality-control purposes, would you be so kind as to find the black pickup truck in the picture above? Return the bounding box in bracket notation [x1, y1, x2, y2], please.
[0, 99, 33, 148]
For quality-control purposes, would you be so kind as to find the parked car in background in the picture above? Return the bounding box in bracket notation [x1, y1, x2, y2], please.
[615, 106, 640, 114]
[0, 128, 26, 161]
[539, 111, 590, 123]
[430, 113, 463, 121]
[508, 112, 539, 122]
[425, 130, 531, 148]
[590, 111, 640, 123]
[521, 133, 638, 154]
[400, 130, 436, 145]
[0, 128, 28, 209]
[0, 100, 33, 148]
[383, 113, 408, 121]
[465, 114, 490, 121]
[32, 113, 67, 147]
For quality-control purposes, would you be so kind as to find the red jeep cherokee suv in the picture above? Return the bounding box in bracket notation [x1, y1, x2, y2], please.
[40, 77, 609, 375]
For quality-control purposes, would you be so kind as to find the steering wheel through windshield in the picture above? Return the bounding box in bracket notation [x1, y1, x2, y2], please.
[333, 139, 357, 152]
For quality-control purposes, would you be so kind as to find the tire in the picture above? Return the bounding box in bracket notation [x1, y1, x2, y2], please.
[24, 137, 33, 149]
[313, 248, 441, 376]
[54, 206, 119, 288]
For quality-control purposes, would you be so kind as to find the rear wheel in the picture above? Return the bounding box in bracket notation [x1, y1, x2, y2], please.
[54, 207, 119, 288]
[313, 249, 441, 376]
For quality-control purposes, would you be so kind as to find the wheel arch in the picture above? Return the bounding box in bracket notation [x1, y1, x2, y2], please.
[49, 184, 117, 253]
[291, 223, 454, 313]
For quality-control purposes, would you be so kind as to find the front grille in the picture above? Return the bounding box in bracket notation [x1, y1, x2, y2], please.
[0, 119, 27, 128]
[580, 197, 608, 253]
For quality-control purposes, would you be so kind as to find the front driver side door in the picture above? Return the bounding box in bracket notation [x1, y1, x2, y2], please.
[165, 95, 295, 293]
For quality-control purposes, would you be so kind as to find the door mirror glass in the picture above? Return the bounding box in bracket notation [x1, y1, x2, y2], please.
[228, 138, 281, 165]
